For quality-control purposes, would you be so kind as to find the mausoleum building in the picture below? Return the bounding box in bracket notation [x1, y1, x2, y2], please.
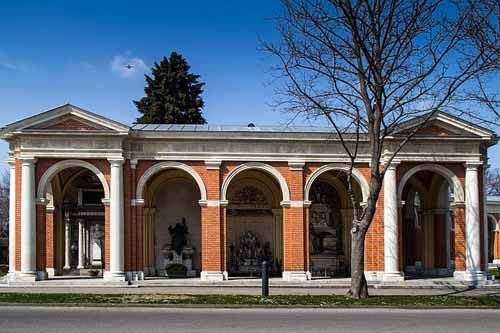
[1, 104, 498, 282]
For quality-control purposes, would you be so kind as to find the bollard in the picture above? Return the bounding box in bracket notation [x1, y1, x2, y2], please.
[262, 261, 269, 297]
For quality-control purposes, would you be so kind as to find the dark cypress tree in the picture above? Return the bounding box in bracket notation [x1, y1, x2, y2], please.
[134, 52, 206, 124]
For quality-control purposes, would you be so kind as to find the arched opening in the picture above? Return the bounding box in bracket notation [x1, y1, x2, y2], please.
[306, 170, 363, 278]
[401, 170, 454, 277]
[141, 168, 203, 278]
[41, 166, 107, 278]
[225, 170, 284, 277]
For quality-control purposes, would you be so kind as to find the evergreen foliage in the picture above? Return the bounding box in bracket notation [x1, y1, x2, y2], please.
[134, 52, 206, 124]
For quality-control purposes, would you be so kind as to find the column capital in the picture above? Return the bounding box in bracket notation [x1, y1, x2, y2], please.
[205, 160, 222, 170]
[131, 199, 145, 206]
[36, 198, 49, 206]
[130, 159, 139, 169]
[465, 161, 482, 170]
[7, 157, 16, 167]
[288, 160, 305, 171]
[384, 160, 400, 170]
[20, 156, 37, 166]
[108, 157, 125, 166]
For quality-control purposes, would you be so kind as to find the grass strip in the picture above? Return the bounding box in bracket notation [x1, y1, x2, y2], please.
[0, 293, 499, 307]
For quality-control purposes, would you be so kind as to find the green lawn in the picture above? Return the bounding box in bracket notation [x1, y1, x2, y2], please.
[0, 293, 499, 308]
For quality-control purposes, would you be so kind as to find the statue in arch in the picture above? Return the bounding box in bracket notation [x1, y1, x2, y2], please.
[168, 218, 189, 255]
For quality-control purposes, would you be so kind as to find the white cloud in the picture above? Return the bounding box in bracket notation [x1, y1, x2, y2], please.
[0, 51, 32, 72]
[110, 54, 149, 78]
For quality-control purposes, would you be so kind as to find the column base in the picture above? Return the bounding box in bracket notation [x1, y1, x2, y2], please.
[103, 271, 127, 282]
[282, 271, 309, 282]
[200, 271, 227, 281]
[454, 270, 487, 282]
[46, 268, 58, 277]
[6, 272, 37, 282]
[364, 271, 384, 282]
[493, 259, 500, 265]
[125, 271, 145, 281]
[382, 271, 405, 283]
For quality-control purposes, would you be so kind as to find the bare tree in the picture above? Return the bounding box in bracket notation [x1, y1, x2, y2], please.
[263, 0, 499, 298]
[0, 171, 9, 239]
[487, 168, 500, 196]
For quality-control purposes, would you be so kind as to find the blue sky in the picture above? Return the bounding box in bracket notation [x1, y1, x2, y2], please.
[0, 0, 498, 170]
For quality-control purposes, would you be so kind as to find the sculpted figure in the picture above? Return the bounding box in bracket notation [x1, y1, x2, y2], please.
[168, 218, 189, 255]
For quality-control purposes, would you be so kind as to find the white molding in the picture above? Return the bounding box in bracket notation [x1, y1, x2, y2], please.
[304, 163, 370, 203]
[130, 199, 145, 207]
[199, 200, 222, 207]
[282, 271, 309, 281]
[205, 160, 222, 170]
[281, 200, 306, 208]
[288, 160, 305, 171]
[37, 159, 111, 200]
[2, 104, 130, 134]
[220, 162, 290, 202]
[135, 161, 207, 201]
[130, 159, 138, 169]
[200, 271, 227, 281]
[453, 270, 487, 282]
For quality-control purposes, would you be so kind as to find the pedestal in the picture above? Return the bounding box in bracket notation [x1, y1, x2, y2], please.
[282, 271, 309, 281]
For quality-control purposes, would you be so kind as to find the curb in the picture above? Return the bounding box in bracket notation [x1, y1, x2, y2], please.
[0, 302, 499, 310]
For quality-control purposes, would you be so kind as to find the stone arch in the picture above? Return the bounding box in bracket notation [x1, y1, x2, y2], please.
[220, 162, 290, 203]
[136, 161, 207, 202]
[37, 160, 110, 200]
[304, 163, 369, 204]
[488, 214, 500, 232]
[397, 163, 465, 204]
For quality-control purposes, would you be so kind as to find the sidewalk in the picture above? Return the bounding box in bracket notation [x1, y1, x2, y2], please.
[1, 276, 499, 296]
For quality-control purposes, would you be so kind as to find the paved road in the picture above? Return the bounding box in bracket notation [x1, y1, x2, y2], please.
[1, 307, 499, 332]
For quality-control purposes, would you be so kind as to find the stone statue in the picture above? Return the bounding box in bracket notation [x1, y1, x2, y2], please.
[168, 218, 189, 255]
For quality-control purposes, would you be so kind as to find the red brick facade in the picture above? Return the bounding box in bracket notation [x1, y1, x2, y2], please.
[13, 156, 491, 279]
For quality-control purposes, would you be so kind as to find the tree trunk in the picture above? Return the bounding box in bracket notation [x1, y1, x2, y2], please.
[348, 224, 368, 299]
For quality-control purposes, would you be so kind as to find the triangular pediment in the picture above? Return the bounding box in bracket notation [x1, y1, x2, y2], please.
[1, 104, 130, 135]
[28, 114, 109, 131]
[393, 112, 496, 139]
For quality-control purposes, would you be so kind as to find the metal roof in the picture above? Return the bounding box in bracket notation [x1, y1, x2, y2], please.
[130, 123, 335, 133]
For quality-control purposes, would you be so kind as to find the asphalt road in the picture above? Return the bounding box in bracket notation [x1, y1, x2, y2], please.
[1, 307, 500, 332]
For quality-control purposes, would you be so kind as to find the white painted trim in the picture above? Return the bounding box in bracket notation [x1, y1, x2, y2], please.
[205, 160, 222, 170]
[3, 104, 130, 133]
[37, 159, 110, 200]
[200, 271, 227, 281]
[281, 200, 306, 208]
[304, 163, 370, 203]
[199, 200, 222, 207]
[136, 161, 207, 201]
[282, 271, 309, 281]
[288, 160, 305, 171]
[397, 163, 465, 204]
[220, 162, 290, 202]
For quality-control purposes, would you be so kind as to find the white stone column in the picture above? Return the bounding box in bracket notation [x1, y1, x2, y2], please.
[105, 158, 126, 281]
[382, 162, 404, 282]
[77, 219, 85, 269]
[20, 157, 36, 279]
[64, 216, 71, 269]
[445, 210, 452, 269]
[464, 161, 486, 281]
[8, 158, 16, 274]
